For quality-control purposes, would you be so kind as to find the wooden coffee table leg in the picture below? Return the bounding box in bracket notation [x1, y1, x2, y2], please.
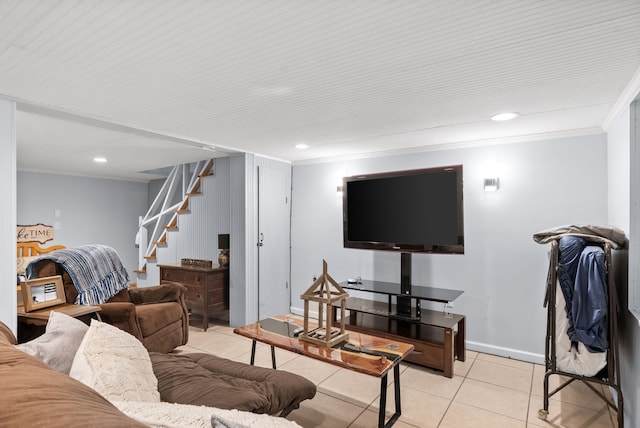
[378, 364, 402, 428]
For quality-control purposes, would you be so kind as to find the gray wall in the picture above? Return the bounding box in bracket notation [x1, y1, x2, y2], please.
[0, 99, 17, 332]
[228, 153, 292, 327]
[608, 104, 637, 427]
[290, 134, 608, 362]
[17, 172, 148, 280]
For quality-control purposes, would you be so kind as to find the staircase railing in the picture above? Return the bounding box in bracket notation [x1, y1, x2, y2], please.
[136, 159, 214, 274]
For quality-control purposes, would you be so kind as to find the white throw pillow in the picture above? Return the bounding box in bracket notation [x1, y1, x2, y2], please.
[69, 319, 160, 403]
[16, 311, 89, 374]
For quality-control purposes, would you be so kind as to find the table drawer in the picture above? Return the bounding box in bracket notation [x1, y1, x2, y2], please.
[161, 269, 206, 285]
[185, 285, 205, 304]
[401, 339, 443, 369]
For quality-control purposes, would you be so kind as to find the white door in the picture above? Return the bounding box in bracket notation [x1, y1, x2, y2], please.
[258, 166, 291, 318]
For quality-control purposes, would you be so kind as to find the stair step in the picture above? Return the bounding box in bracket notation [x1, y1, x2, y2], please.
[153, 241, 167, 246]
[133, 269, 146, 274]
[164, 225, 178, 230]
[144, 255, 156, 260]
[175, 209, 190, 214]
[187, 190, 201, 195]
[179, 197, 190, 211]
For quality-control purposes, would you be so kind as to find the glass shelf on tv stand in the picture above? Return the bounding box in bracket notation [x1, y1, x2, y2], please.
[340, 280, 464, 320]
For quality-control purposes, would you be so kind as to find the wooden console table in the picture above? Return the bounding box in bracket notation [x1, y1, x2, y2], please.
[234, 314, 414, 427]
[159, 263, 229, 331]
[334, 280, 465, 378]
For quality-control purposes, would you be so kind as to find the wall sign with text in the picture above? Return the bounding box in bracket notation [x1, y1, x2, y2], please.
[17, 224, 54, 244]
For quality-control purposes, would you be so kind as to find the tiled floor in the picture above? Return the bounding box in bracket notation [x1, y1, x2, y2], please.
[178, 320, 619, 428]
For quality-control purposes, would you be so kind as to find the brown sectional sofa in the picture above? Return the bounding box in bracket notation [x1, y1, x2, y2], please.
[0, 321, 146, 427]
[1, 317, 316, 426]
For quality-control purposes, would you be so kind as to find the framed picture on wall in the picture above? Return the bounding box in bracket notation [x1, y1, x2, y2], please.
[21, 275, 66, 312]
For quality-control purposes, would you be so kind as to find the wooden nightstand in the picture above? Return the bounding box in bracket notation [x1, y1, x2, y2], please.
[158, 263, 229, 331]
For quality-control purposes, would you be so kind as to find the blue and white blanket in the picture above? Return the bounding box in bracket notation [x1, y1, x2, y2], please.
[26, 244, 130, 305]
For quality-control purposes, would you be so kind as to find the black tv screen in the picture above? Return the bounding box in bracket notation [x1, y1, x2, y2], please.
[343, 165, 464, 253]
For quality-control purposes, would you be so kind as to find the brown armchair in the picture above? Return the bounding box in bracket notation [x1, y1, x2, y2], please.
[28, 258, 189, 354]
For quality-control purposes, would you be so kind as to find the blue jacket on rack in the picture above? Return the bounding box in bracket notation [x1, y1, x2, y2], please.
[557, 236, 608, 353]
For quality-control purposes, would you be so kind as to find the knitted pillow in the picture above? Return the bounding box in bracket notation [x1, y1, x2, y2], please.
[69, 320, 160, 403]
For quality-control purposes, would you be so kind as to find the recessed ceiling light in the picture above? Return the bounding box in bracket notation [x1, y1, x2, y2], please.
[294, 143, 309, 149]
[93, 157, 107, 163]
[491, 112, 519, 121]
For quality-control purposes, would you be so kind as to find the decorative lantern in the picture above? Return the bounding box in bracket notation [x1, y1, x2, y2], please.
[299, 260, 349, 347]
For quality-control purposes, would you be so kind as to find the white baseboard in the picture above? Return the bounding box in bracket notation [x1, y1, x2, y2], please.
[466, 341, 544, 365]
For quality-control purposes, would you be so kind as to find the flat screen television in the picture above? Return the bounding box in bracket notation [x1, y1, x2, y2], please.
[342, 165, 464, 254]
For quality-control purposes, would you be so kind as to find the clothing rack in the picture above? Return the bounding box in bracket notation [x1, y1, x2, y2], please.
[538, 239, 623, 426]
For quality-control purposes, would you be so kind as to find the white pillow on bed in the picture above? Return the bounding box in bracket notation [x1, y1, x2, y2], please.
[69, 319, 160, 403]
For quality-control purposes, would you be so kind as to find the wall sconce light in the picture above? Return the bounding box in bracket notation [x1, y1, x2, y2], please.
[484, 177, 500, 192]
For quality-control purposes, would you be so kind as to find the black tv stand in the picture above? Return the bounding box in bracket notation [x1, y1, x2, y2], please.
[334, 279, 465, 378]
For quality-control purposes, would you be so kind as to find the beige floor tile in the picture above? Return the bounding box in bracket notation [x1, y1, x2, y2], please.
[350, 408, 423, 428]
[531, 366, 612, 409]
[171, 344, 202, 354]
[279, 354, 341, 385]
[244, 343, 300, 369]
[401, 365, 464, 400]
[476, 352, 534, 370]
[454, 378, 530, 421]
[317, 368, 381, 408]
[197, 334, 255, 359]
[286, 392, 366, 428]
[466, 358, 533, 393]
[454, 350, 477, 377]
[369, 384, 451, 428]
[185, 325, 618, 427]
[528, 394, 615, 427]
[439, 401, 526, 428]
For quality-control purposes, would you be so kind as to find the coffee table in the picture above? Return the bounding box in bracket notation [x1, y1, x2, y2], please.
[234, 314, 414, 427]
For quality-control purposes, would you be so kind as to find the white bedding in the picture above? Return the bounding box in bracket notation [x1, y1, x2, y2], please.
[554, 280, 607, 377]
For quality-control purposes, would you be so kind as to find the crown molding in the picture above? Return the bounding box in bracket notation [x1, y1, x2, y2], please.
[293, 127, 604, 166]
[602, 65, 640, 130]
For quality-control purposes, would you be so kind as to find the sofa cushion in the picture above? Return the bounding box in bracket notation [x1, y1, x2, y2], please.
[150, 352, 317, 415]
[0, 321, 17, 345]
[16, 311, 88, 374]
[135, 301, 183, 336]
[70, 320, 160, 403]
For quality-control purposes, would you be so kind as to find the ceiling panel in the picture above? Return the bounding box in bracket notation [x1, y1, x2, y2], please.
[0, 0, 639, 180]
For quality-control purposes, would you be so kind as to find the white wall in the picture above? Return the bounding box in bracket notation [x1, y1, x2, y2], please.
[291, 133, 608, 362]
[0, 99, 17, 332]
[228, 153, 292, 327]
[608, 103, 637, 427]
[17, 172, 148, 279]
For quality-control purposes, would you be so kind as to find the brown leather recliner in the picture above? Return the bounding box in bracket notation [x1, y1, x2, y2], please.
[28, 259, 189, 353]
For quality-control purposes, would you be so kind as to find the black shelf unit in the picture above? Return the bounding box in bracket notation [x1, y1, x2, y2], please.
[334, 281, 465, 378]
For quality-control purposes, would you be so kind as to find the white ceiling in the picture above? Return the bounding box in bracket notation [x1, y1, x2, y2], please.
[2, 1, 640, 181]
